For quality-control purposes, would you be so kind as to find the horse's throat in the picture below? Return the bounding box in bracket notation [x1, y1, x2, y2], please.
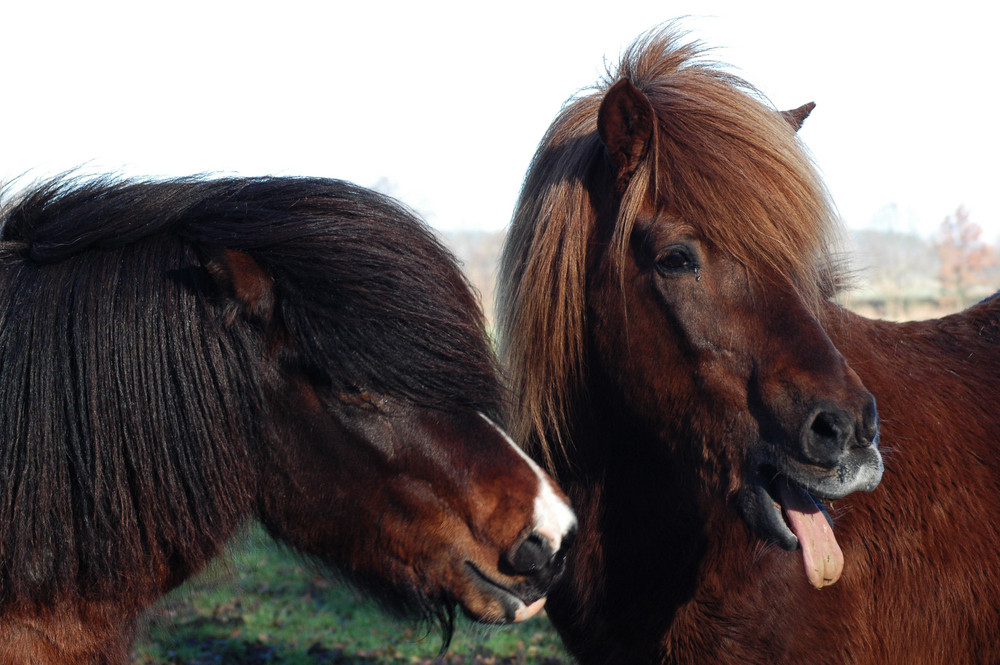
[778, 483, 843, 589]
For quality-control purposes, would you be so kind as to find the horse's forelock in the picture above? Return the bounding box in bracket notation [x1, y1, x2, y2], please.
[645, 80, 842, 310]
[268, 216, 503, 417]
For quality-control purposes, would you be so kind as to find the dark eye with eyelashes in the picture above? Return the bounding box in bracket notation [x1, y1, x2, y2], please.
[654, 245, 698, 276]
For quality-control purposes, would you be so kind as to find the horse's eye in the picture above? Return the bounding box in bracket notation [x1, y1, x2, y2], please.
[655, 246, 697, 275]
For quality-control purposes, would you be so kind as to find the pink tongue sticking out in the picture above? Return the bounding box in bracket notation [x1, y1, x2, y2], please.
[778, 484, 843, 589]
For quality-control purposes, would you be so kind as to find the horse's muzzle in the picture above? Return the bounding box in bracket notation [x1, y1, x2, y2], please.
[465, 525, 577, 624]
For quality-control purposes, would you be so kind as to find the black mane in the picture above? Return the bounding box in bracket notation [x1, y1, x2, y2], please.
[0, 175, 500, 604]
[1, 175, 500, 412]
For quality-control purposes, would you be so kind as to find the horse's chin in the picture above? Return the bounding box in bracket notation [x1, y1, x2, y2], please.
[460, 562, 548, 625]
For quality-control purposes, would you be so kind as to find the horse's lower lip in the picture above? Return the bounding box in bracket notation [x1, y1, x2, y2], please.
[463, 562, 542, 624]
[744, 476, 799, 550]
[740, 463, 812, 546]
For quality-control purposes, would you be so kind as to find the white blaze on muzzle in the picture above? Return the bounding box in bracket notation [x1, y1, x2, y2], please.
[480, 414, 577, 553]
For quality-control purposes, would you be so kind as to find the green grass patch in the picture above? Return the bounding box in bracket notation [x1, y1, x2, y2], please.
[131, 525, 574, 664]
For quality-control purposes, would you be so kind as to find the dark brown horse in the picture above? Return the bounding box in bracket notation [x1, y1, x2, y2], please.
[0, 176, 575, 665]
[498, 27, 1000, 664]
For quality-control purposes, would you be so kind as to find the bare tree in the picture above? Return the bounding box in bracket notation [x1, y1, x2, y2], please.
[934, 206, 996, 307]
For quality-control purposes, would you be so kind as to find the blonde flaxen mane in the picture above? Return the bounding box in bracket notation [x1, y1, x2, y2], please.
[497, 26, 844, 471]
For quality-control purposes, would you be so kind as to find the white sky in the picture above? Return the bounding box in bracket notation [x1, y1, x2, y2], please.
[2, 1, 997, 239]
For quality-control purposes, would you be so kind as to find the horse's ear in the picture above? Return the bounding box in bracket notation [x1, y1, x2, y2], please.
[203, 248, 276, 325]
[598, 78, 656, 195]
[780, 102, 816, 132]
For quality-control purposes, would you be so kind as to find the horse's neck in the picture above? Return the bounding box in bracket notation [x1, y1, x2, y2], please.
[566, 370, 741, 557]
[549, 395, 731, 661]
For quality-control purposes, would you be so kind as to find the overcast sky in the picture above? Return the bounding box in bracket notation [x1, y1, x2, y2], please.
[2, 1, 997, 240]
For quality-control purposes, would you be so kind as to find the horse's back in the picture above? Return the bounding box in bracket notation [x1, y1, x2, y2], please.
[824, 298, 1000, 663]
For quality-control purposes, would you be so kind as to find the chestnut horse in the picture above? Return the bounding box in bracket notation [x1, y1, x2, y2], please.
[0, 176, 575, 665]
[499, 27, 1000, 664]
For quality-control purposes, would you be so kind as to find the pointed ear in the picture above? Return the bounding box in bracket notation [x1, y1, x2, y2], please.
[780, 102, 816, 132]
[203, 248, 276, 325]
[598, 78, 656, 196]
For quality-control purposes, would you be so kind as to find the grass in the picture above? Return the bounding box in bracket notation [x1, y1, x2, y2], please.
[131, 525, 575, 664]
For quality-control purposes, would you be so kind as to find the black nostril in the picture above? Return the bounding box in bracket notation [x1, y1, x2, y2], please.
[811, 412, 840, 442]
[505, 533, 553, 576]
[802, 407, 851, 467]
